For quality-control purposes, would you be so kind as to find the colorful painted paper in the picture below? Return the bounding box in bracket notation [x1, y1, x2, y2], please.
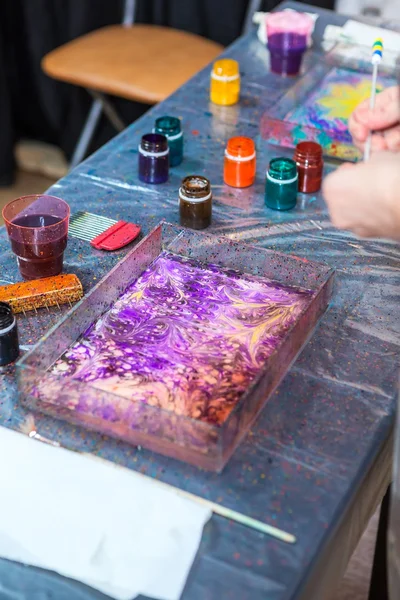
[284, 67, 395, 144]
[51, 252, 312, 426]
[261, 65, 397, 161]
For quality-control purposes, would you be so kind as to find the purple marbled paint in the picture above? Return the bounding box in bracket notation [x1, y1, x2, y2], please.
[52, 253, 312, 425]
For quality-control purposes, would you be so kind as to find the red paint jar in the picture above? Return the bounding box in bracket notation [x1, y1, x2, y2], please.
[294, 141, 323, 194]
[224, 137, 256, 188]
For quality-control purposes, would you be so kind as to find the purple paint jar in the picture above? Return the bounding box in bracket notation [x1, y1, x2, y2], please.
[267, 32, 307, 76]
[138, 133, 169, 184]
[266, 11, 313, 77]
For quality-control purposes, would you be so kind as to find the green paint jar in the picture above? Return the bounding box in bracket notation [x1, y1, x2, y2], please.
[265, 158, 298, 211]
[154, 116, 183, 167]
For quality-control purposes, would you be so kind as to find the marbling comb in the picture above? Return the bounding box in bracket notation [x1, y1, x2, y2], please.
[0, 274, 83, 314]
[69, 211, 141, 251]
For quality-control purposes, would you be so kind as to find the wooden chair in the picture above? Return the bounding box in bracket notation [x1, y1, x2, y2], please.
[42, 0, 223, 168]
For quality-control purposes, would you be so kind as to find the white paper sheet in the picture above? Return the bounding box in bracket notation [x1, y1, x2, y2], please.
[323, 20, 400, 67]
[341, 21, 400, 52]
[0, 427, 211, 600]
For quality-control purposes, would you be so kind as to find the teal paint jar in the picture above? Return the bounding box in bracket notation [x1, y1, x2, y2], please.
[265, 158, 298, 211]
[154, 116, 183, 167]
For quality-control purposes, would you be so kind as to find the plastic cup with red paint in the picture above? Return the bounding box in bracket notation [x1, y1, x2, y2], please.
[2, 195, 70, 280]
[266, 11, 314, 76]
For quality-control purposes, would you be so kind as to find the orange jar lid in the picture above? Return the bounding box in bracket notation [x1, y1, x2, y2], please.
[225, 137, 256, 161]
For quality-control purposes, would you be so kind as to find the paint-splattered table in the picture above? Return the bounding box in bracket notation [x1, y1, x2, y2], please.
[0, 2, 399, 599]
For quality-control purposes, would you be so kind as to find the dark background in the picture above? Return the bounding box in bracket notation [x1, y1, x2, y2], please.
[0, 0, 335, 182]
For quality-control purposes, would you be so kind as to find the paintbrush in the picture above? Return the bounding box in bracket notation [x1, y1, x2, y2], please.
[364, 38, 383, 162]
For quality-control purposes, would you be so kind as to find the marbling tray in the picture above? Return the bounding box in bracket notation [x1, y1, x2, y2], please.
[17, 222, 334, 472]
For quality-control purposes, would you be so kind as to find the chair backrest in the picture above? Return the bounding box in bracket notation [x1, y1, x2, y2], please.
[389, 394, 400, 599]
[122, 0, 136, 26]
[123, 0, 263, 35]
[242, 0, 263, 35]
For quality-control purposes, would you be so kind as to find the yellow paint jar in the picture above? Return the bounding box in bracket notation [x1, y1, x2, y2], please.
[210, 59, 240, 106]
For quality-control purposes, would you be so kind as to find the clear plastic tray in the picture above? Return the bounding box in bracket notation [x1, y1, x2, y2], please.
[17, 222, 334, 472]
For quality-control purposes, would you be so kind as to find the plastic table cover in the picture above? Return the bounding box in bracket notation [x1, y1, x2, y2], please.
[0, 2, 399, 599]
[390, 395, 400, 598]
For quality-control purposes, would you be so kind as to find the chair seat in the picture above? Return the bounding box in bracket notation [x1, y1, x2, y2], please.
[42, 24, 223, 104]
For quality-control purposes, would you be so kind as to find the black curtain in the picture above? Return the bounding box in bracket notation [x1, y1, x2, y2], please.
[0, 0, 335, 184]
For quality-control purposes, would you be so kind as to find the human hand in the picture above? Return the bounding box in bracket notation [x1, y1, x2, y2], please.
[322, 151, 400, 239]
[348, 86, 400, 154]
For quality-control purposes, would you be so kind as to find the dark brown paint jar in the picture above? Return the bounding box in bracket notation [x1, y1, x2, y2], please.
[179, 176, 212, 230]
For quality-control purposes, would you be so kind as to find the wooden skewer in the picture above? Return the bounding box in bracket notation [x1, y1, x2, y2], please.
[84, 452, 297, 544]
[364, 38, 383, 162]
[20, 413, 297, 544]
[364, 62, 378, 162]
[20, 417, 297, 544]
